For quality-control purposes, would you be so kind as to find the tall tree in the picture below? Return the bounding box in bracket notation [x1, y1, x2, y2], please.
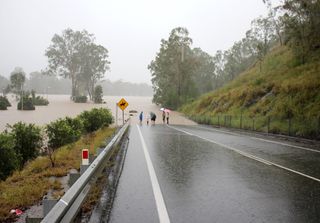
[191, 48, 216, 94]
[264, 0, 285, 46]
[246, 16, 276, 70]
[10, 67, 26, 96]
[78, 43, 110, 100]
[0, 75, 9, 94]
[281, 0, 320, 63]
[149, 27, 197, 109]
[45, 28, 102, 100]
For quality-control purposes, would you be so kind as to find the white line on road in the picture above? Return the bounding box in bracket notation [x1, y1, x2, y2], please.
[167, 125, 320, 183]
[137, 125, 171, 223]
[192, 125, 320, 153]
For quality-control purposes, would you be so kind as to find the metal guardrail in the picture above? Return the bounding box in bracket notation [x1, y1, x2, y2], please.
[41, 122, 130, 223]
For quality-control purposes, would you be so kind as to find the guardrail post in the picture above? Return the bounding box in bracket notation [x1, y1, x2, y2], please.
[267, 117, 270, 133]
[26, 216, 43, 223]
[43, 198, 58, 216]
[80, 164, 89, 175]
[69, 173, 80, 187]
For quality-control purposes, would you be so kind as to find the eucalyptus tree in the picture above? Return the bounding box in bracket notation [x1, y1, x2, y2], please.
[45, 29, 93, 99]
[246, 16, 276, 70]
[192, 48, 216, 94]
[264, 0, 284, 46]
[281, 0, 320, 63]
[10, 67, 26, 96]
[0, 75, 9, 93]
[45, 28, 109, 100]
[78, 43, 110, 100]
[149, 27, 197, 109]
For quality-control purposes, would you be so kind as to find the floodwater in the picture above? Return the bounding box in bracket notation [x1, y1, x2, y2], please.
[0, 94, 195, 131]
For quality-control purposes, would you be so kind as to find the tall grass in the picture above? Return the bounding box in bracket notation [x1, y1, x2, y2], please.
[181, 46, 320, 139]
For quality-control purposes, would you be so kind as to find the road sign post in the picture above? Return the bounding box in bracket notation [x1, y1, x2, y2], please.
[116, 103, 118, 126]
[122, 109, 124, 125]
[117, 98, 129, 125]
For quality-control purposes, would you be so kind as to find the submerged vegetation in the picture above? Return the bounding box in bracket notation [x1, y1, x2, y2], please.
[0, 96, 11, 110]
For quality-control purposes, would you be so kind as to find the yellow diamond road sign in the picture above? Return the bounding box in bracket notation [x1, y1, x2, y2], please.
[117, 98, 129, 111]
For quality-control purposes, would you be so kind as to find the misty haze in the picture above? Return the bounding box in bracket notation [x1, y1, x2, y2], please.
[0, 0, 320, 223]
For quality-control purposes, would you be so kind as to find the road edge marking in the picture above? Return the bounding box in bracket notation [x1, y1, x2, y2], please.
[191, 125, 320, 154]
[137, 125, 171, 223]
[167, 125, 320, 183]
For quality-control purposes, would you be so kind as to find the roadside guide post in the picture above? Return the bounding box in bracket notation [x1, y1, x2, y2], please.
[117, 98, 129, 125]
[82, 149, 89, 165]
[80, 149, 89, 174]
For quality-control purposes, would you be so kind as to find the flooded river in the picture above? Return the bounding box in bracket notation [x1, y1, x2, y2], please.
[0, 94, 194, 131]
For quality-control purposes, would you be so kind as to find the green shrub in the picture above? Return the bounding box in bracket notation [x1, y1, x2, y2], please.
[17, 94, 35, 110]
[33, 96, 49, 105]
[0, 133, 19, 181]
[79, 108, 113, 132]
[7, 122, 42, 168]
[46, 117, 83, 149]
[93, 85, 103, 103]
[74, 95, 87, 103]
[0, 96, 11, 110]
[31, 90, 49, 106]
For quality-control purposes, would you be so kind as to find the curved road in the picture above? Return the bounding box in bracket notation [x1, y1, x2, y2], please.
[109, 124, 320, 223]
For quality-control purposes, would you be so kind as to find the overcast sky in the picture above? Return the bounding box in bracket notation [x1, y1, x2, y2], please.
[0, 0, 274, 84]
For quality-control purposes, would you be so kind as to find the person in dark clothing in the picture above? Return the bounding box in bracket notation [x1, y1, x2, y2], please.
[166, 112, 169, 124]
[150, 112, 156, 125]
[139, 111, 143, 124]
[162, 111, 166, 124]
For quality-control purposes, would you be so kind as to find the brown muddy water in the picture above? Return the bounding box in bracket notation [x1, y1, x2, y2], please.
[0, 94, 195, 131]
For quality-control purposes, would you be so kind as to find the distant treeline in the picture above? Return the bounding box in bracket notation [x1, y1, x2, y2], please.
[0, 72, 153, 96]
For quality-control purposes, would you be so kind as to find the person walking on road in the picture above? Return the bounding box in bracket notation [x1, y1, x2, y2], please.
[162, 111, 166, 124]
[150, 112, 156, 125]
[166, 112, 169, 124]
[146, 113, 150, 125]
[139, 111, 143, 125]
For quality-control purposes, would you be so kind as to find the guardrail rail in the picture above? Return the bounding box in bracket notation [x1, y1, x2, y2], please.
[41, 122, 130, 223]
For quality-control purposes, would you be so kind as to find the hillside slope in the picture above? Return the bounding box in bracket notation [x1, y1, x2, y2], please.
[180, 46, 320, 138]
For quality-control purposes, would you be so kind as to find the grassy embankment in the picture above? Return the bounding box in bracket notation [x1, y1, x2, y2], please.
[181, 46, 320, 138]
[0, 126, 115, 222]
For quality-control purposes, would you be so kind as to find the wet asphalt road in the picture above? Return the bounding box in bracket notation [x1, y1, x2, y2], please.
[109, 124, 320, 223]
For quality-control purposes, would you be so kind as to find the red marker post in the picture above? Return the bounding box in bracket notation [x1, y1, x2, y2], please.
[82, 149, 89, 165]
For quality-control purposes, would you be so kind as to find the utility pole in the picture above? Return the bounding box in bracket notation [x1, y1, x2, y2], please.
[177, 45, 184, 107]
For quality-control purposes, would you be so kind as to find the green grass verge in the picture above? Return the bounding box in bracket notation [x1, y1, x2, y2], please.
[0, 127, 115, 222]
[181, 46, 320, 138]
